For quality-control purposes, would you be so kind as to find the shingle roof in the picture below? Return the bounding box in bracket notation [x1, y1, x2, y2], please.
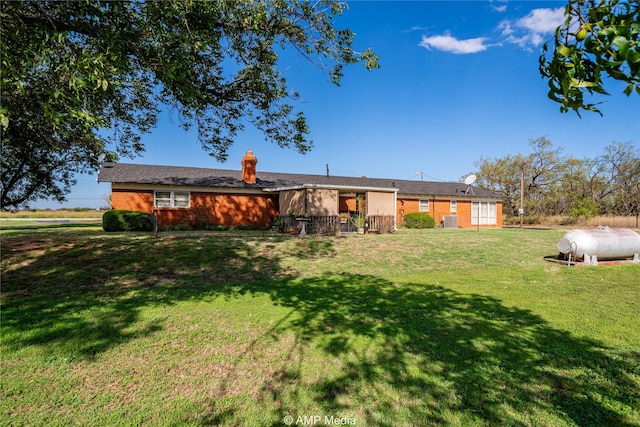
[98, 162, 505, 198]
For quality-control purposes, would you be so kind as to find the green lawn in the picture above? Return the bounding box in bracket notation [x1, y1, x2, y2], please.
[1, 226, 639, 426]
[0, 209, 105, 218]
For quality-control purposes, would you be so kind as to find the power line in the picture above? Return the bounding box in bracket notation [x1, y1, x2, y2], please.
[406, 172, 447, 182]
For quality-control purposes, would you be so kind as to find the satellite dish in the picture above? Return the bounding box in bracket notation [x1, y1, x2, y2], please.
[464, 174, 476, 195]
[97, 153, 106, 163]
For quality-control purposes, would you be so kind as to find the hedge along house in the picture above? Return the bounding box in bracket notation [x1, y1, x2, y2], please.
[97, 150, 505, 232]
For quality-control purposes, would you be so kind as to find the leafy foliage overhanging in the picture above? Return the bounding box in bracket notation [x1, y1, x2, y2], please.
[540, 0, 640, 115]
[0, 0, 378, 208]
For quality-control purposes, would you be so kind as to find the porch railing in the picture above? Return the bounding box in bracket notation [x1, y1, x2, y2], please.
[275, 215, 395, 235]
[366, 215, 395, 234]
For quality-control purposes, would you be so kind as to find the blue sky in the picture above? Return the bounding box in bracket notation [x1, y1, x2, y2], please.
[43, 0, 639, 209]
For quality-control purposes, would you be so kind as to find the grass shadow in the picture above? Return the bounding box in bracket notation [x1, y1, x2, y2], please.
[1, 232, 299, 361]
[2, 230, 638, 425]
[235, 273, 639, 426]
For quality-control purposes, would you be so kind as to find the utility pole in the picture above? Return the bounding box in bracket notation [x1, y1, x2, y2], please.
[520, 163, 525, 229]
[417, 171, 424, 181]
[636, 184, 640, 228]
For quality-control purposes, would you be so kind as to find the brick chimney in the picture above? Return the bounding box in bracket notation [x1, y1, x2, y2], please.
[241, 150, 257, 184]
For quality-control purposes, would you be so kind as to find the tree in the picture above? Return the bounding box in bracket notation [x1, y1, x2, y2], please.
[560, 157, 610, 216]
[474, 137, 566, 216]
[539, 0, 639, 115]
[0, 0, 379, 209]
[474, 138, 639, 219]
[599, 141, 640, 215]
[524, 137, 568, 215]
[474, 154, 526, 216]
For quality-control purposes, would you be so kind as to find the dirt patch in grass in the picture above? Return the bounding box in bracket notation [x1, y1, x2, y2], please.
[5, 240, 54, 254]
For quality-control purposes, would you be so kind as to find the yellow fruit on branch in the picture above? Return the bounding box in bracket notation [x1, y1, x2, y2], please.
[576, 27, 588, 41]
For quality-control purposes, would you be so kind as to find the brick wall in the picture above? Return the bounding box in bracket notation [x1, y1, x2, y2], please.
[111, 188, 502, 229]
[111, 189, 278, 227]
[112, 189, 153, 213]
[189, 192, 277, 226]
[456, 200, 472, 228]
[396, 197, 503, 228]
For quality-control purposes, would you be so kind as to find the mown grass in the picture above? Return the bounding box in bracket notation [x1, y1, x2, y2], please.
[0, 209, 105, 218]
[1, 226, 639, 426]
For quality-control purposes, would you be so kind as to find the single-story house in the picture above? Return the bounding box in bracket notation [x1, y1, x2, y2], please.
[97, 150, 506, 232]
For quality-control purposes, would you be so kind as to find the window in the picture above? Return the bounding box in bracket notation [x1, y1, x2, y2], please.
[471, 201, 497, 225]
[419, 199, 429, 212]
[173, 192, 190, 208]
[450, 200, 457, 213]
[154, 191, 190, 208]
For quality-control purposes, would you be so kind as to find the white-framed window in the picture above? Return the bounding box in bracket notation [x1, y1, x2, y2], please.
[450, 200, 457, 213]
[154, 191, 190, 208]
[471, 201, 497, 225]
[419, 199, 429, 212]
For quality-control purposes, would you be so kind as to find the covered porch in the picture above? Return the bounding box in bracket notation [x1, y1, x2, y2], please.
[265, 184, 398, 235]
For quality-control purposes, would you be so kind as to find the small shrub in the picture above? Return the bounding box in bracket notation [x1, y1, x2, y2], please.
[161, 223, 190, 232]
[353, 212, 366, 228]
[403, 212, 436, 229]
[186, 206, 215, 230]
[271, 217, 286, 232]
[570, 198, 600, 219]
[159, 223, 266, 232]
[103, 210, 153, 232]
[235, 224, 266, 231]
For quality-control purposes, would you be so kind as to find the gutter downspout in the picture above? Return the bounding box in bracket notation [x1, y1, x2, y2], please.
[394, 190, 398, 232]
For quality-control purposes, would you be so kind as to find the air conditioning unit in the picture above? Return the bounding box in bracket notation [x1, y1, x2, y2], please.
[443, 215, 458, 228]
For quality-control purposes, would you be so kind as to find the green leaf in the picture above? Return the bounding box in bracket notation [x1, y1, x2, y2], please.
[626, 49, 640, 64]
[623, 82, 634, 96]
[612, 36, 630, 56]
[557, 45, 574, 57]
[570, 78, 599, 88]
[0, 111, 8, 130]
[600, 26, 615, 37]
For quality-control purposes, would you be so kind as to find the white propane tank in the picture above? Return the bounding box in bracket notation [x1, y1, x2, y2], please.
[557, 226, 640, 265]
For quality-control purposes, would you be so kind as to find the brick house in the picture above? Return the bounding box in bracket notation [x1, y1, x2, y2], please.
[97, 150, 505, 231]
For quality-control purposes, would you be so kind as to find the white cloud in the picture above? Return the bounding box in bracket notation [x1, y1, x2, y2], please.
[501, 7, 565, 48]
[517, 8, 566, 34]
[499, 21, 514, 36]
[417, 7, 566, 55]
[419, 34, 489, 54]
[490, 0, 508, 13]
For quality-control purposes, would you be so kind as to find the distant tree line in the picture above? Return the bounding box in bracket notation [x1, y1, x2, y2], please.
[474, 137, 640, 218]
